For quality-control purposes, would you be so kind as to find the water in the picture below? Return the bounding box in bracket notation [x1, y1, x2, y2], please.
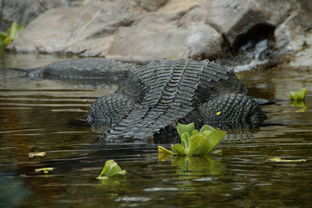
[0, 53, 311, 208]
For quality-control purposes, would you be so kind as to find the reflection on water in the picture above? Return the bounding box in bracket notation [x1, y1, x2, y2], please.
[0, 53, 312, 208]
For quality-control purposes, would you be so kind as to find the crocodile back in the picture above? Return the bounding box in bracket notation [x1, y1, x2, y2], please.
[106, 60, 247, 140]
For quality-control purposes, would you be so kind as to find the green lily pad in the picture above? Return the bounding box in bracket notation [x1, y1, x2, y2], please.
[177, 123, 195, 149]
[158, 123, 226, 156]
[188, 134, 211, 155]
[205, 129, 226, 152]
[289, 88, 307, 101]
[97, 160, 126, 180]
[199, 124, 214, 134]
[171, 144, 187, 155]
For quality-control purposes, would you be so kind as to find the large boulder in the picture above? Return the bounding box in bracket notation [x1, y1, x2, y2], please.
[6, 0, 312, 67]
[9, 1, 142, 56]
[106, 17, 222, 61]
[0, 0, 98, 31]
[10, 0, 223, 61]
[205, 0, 294, 48]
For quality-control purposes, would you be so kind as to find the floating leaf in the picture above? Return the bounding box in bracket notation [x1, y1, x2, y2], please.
[199, 124, 214, 136]
[177, 123, 195, 150]
[35, 167, 54, 174]
[159, 123, 226, 156]
[96, 160, 126, 180]
[177, 123, 195, 140]
[205, 129, 226, 152]
[188, 134, 211, 155]
[158, 145, 175, 155]
[171, 144, 187, 155]
[158, 146, 175, 161]
[268, 157, 306, 163]
[289, 88, 307, 101]
[28, 152, 47, 158]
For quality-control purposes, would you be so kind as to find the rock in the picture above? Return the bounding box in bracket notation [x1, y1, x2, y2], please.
[205, 0, 293, 48]
[10, 0, 223, 61]
[106, 25, 188, 61]
[274, 1, 312, 53]
[106, 13, 222, 61]
[288, 46, 312, 70]
[273, 0, 312, 69]
[7, 0, 312, 67]
[186, 23, 223, 59]
[9, 0, 142, 55]
[0, 0, 68, 30]
[0, 0, 113, 31]
[134, 0, 168, 11]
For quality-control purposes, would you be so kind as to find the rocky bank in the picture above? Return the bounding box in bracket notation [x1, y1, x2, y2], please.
[2, 0, 312, 70]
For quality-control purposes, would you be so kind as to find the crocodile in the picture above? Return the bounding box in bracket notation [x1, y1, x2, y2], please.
[15, 58, 138, 82]
[86, 59, 267, 141]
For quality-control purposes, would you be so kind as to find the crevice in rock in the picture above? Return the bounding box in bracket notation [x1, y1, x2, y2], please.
[232, 23, 275, 53]
[216, 23, 277, 71]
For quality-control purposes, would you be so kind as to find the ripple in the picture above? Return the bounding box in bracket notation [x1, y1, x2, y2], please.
[116, 196, 151, 202]
[144, 187, 179, 192]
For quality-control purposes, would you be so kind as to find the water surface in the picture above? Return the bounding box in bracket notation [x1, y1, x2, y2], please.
[0, 53, 311, 208]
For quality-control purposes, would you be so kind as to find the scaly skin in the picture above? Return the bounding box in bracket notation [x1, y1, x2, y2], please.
[26, 58, 137, 81]
[87, 60, 266, 140]
[12, 58, 266, 141]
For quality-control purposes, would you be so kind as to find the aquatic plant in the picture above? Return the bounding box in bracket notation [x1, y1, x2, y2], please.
[97, 160, 126, 180]
[158, 123, 226, 156]
[289, 88, 307, 101]
[0, 22, 24, 49]
[35, 167, 54, 174]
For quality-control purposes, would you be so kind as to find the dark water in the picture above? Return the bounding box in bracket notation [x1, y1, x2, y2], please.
[0, 54, 311, 208]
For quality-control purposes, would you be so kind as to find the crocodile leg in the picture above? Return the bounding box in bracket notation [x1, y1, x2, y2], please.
[86, 94, 136, 132]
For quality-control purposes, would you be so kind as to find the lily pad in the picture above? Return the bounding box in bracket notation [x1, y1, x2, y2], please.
[188, 134, 212, 155]
[289, 88, 307, 101]
[97, 160, 126, 180]
[158, 123, 226, 156]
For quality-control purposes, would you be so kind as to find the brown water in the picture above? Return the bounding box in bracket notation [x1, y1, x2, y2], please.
[0, 53, 311, 208]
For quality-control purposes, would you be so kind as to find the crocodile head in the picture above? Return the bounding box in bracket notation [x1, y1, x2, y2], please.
[198, 93, 266, 126]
